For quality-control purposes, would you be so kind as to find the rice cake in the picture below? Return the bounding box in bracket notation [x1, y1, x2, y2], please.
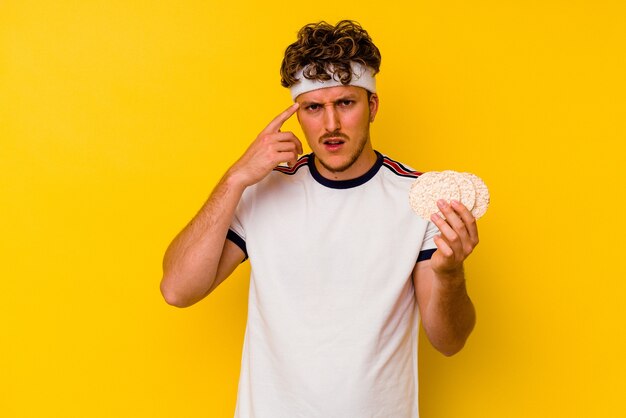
[445, 170, 476, 212]
[409, 170, 490, 220]
[463, 172, 490, 219]
[409, 171, 461, 220]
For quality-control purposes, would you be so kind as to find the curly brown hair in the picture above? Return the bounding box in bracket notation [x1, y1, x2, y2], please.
[280, 20, 381, 88]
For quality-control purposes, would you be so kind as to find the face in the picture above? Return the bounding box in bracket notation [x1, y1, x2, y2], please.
[296, 86, 379, 180]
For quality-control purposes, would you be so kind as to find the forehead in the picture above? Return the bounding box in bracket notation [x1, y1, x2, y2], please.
[296, 85, 368, 103]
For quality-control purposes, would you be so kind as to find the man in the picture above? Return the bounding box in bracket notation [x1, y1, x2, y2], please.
[161, 20, 477, 418]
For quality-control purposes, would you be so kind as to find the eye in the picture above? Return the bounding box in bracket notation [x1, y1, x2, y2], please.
[305, 103, 321, 112]
[338, 99, 354, 107]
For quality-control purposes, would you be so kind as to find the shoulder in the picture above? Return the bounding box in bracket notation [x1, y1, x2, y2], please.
[242, 154, 312, 202]
[244, 154, 312, 194]
[378, 153, 423, 180]
[272, 154, 311, 176]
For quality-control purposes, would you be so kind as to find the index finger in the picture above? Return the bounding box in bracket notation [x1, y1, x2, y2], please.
[263, 103, 300, 134]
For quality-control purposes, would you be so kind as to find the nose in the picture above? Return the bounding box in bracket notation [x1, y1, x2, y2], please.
[323, 105, 341, 132]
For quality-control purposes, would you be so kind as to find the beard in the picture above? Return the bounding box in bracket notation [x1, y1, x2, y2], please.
[316, 131, 370, 174]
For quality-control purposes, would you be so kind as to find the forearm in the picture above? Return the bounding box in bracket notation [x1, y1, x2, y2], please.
[422, 270, 476, 356]
[160, 103, 301, 307]
[160, 170, 246, 307]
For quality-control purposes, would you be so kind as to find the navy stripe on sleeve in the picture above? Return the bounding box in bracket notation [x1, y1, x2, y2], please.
[226, 229, 248, 261]
[416, 248, 436, 263]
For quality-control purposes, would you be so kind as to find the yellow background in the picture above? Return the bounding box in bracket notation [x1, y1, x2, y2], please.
[2, 1, 625, 417]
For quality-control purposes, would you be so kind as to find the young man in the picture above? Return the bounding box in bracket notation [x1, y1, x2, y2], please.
[161, 20, 478, 418]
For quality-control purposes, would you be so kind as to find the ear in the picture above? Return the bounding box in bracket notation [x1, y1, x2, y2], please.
[368, 93, 379, 122]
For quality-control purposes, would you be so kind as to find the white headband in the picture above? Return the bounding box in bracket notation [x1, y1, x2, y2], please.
[289, 61, 377, 101]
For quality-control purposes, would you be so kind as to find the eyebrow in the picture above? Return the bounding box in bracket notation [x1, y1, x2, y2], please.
[299, 95, 359, 107]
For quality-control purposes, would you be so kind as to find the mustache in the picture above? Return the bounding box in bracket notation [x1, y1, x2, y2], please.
[319, 131, 349, 142]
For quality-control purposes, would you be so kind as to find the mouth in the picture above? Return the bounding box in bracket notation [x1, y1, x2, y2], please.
[321, 136, 347, 152]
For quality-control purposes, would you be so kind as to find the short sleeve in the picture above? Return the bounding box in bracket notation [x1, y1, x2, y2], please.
[227, 199, 248, 260]
[417, 220, 439, 262]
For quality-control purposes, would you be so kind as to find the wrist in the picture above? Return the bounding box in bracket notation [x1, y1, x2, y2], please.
[223, 166, 251, 191]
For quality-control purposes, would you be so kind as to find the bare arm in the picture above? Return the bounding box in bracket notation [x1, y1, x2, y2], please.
[413, 199, 478, 356]
[160, 174, 247, 307]
[160, 103, 302, 307]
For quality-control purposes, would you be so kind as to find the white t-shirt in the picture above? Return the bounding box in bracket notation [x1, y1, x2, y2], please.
[228, 151, 438, 418]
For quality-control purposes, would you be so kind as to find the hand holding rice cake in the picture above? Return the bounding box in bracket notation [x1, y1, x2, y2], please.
[409, 171, 490, 220]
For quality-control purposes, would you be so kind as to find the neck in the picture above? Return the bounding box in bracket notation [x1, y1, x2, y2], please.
[314, 144, 377, 181]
